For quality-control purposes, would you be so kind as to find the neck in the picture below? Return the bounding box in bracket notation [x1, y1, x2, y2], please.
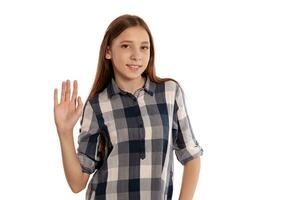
[114, 75, 146, 95]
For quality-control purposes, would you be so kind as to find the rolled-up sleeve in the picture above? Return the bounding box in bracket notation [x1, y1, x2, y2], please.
[172, 83, 204, 165]
[76, 100, 101, 174]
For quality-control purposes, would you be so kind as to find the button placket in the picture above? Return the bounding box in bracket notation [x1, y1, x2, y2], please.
[133, 102, 145, 159]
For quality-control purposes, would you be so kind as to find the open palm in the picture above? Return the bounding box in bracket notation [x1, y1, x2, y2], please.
[54, 80, 83, 136]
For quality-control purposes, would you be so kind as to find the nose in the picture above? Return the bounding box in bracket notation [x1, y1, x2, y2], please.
[130, 47, 142, 61]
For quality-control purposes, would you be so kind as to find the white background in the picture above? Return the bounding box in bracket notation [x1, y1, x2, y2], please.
[0, 0, 299, 199]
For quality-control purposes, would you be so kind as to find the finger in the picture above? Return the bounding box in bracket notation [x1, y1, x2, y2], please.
[76, 96, 83, 116]
[71, 80, 78, 103]
[61, 81, 66, 103]
[65, 79, 71, 102]
[54, 88, 58, 107]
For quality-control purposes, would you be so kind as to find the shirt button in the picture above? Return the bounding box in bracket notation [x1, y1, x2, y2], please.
[140, 152, 145, 159]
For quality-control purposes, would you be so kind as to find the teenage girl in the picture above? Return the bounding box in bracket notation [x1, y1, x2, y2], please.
[54, 14, 203, 200]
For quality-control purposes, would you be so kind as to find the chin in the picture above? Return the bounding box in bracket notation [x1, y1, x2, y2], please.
[119, 73, 142, 80]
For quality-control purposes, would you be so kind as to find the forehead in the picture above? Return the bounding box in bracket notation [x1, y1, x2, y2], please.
[112, 26, 150, 44]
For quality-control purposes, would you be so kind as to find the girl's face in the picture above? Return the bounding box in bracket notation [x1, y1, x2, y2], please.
[106, 26, 150, 81]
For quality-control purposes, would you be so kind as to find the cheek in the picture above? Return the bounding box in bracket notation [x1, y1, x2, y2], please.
[112, 54, 127, 67]
[144, 54, 150, 64]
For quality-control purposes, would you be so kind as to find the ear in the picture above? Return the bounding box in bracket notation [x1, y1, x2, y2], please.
[105, 46, 111, 59]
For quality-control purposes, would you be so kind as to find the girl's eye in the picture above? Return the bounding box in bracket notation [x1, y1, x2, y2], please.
[120, 44, 149, 50]
[121, 44, 130, 48]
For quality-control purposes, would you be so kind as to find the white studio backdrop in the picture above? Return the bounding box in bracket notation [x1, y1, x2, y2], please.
[0, 0, 299, 199]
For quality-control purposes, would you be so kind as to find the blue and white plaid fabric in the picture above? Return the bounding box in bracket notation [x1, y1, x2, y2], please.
[77, 75, 204, 200]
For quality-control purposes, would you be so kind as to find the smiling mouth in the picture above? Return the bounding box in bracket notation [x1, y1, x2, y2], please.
[126, 64, 142, 70]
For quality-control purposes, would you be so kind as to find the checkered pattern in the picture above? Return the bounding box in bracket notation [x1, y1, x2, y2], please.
[76, 75, 204, 200]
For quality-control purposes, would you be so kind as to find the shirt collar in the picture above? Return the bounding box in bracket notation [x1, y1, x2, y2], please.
[107, 75, 155, 98]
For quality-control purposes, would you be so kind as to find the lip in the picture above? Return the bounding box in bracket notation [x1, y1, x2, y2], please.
[126, 64, 142, 67]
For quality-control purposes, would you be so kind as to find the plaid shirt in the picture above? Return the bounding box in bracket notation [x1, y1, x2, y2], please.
[76, 75, 204, 200]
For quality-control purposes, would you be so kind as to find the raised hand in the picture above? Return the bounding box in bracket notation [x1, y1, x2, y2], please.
[54, 79, 83, 138]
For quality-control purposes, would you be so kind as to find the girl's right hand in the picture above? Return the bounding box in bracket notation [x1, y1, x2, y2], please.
[54, 79, 83, 138]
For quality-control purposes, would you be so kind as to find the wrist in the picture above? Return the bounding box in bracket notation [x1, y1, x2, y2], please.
[57, 128, 74, 140]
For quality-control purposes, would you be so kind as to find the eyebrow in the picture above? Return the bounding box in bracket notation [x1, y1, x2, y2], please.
[120, 40, 150, 44]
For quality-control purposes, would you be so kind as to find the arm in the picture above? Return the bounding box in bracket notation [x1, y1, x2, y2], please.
[172, 82, 204, 199]
[178, 157, 201, 200]
[59, 130, 90, 193]
[54, 80, 91, 193]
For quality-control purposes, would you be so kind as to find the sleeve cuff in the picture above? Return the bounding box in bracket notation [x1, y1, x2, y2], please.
[174, 141, 204, 165]
[77, 152, 97, 174]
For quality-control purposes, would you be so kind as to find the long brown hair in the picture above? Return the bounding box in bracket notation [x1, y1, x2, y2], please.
[85, 14, 182, 160]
